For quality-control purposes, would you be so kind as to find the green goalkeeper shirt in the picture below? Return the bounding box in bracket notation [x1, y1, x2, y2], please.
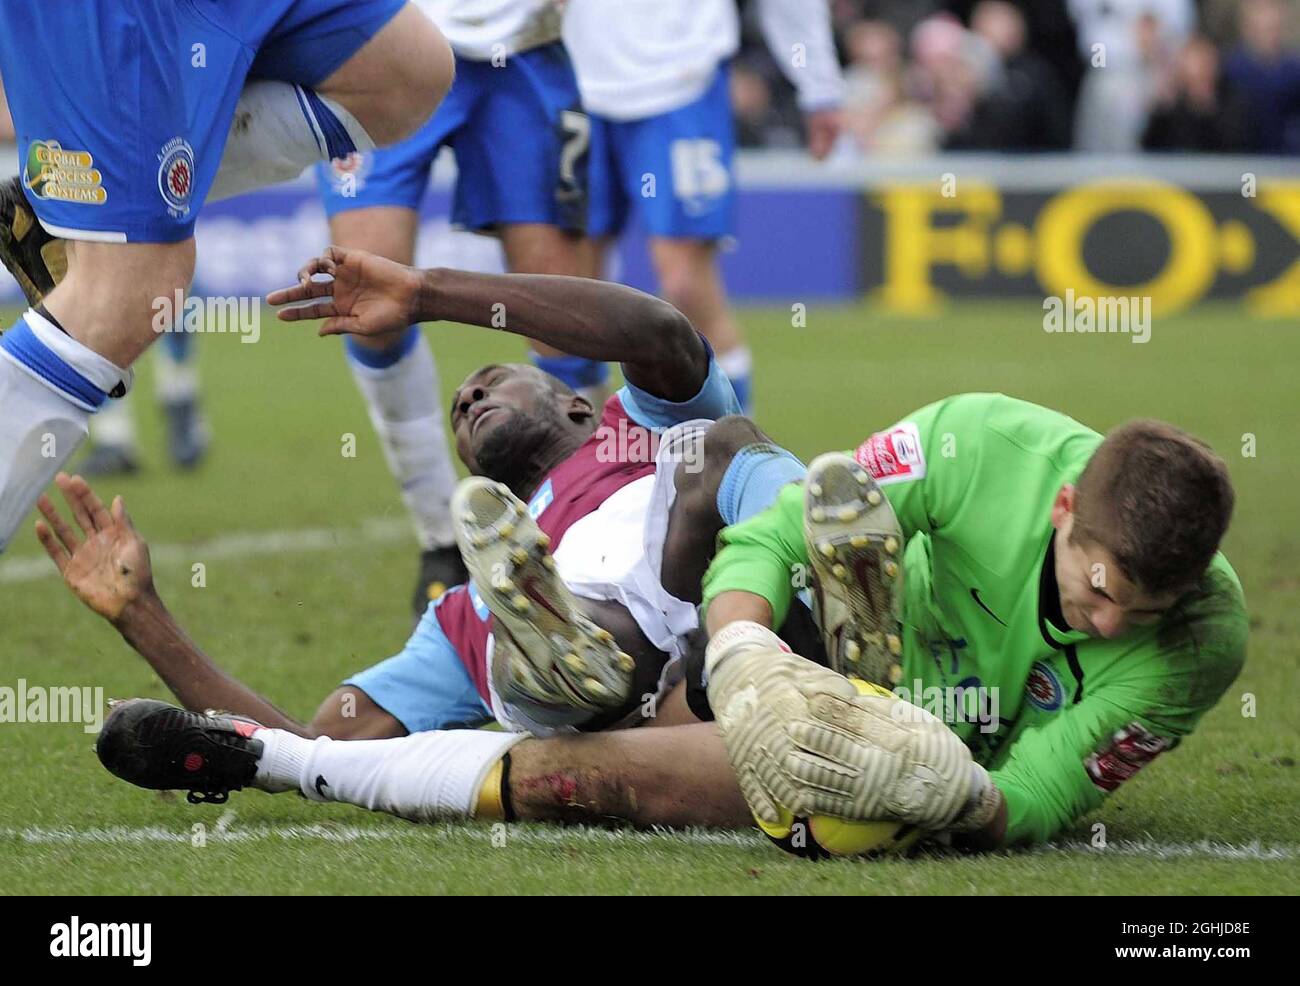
[701, 393, 1247, 844]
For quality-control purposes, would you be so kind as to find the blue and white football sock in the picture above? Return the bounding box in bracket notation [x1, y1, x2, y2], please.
[716, 345, 753, 416]
[716, 443, 806, 525]
[254, 726, 525, 821]
[155, 328, 199, 405]
[88, 391, 138, 451]
[208, 80, 376, 202]
[346, 328, 458, 550]
[531, 352, 610, 407]
[0, 308, 131, 551]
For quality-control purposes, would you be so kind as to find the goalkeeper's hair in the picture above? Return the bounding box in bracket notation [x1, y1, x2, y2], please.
[1072, 420, 1234, 595]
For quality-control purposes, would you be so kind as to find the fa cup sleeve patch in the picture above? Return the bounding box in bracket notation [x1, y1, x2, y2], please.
[1085, 722, 1174, 793]
[854, 421, 926, 486]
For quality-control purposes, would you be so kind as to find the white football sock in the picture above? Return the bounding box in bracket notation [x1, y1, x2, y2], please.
[208, 80, 376, 202]
[0, 309, 130, 552]
[716, 344, 752, 382]
[347, 333, 458, 549]
[0, 357, 90, 551]
[154, 342, 199, 405]
[89, 393, 138, 450]
[254, 728, 526, 822]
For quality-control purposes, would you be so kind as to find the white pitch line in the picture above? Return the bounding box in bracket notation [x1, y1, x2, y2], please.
[0, 823, 763, 849]
[1030, 839, 1300, 861]
[0, 517, 411, 585]
[2, 825, 1295, 860]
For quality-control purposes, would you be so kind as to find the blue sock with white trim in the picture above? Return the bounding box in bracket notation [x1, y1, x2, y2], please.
[0, 309, 131, 550]
[155, 323, 199, 405]
[716, 346, 753, 416]
[531, 353, 609, 392]
[531, 353, 610, 406]
[716, 443, 806, 525]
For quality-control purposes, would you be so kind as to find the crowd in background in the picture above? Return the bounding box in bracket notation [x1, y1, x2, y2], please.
[735, 0, 1300, 154]
[3, 1, 1298, 156]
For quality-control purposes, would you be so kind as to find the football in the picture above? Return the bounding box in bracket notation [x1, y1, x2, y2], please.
[755, 678, 924, 859]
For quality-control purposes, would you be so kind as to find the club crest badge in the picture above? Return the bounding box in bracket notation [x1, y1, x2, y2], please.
[157, 138, 195, 219]
[1025, 660, 1063, 711]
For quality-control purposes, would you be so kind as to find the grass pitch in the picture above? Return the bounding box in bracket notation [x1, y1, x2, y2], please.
[1, 300, 1296, 895]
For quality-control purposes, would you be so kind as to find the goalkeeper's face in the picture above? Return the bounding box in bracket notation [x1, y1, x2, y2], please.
[1051, 485, 1181, 639]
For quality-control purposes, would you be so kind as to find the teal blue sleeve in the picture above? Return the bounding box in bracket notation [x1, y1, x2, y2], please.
[618, 343, 741, 430]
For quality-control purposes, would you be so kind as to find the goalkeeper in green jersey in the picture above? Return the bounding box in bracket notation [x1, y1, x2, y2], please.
[699, 392, 1246, 847]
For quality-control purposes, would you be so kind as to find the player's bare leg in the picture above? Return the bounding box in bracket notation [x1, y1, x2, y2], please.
[0, 4, 454, 553]
[650, 237, 751, 413]
[312, 3, 452, 148]
[505, 722, 748, 827]
[97, 698, 751, 829]
[0, 238, 187, 551]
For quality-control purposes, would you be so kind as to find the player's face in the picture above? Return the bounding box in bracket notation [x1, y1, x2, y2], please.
[1050, 485, 1181, 639]
[448, 364, 584, 479]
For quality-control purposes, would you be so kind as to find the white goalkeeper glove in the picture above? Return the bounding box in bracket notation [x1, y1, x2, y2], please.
[705, 620, 1000, 832]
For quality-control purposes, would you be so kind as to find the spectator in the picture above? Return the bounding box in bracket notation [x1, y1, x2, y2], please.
[908, 13, 1000, 143]
[1222, 0, 1300, 153]
[1143, 36, 1258, 151]
[1201, 0, 1300, 50]
[946, 0, 1083, 104]
[1069, 0, 1194, 151]
[731, 63, 804, 149]
[947, 1, 1072, 149]
[830, 0, 940, 43]
[842, 19, 940, 152]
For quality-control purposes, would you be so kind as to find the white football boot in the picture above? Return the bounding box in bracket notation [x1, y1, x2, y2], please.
[803, 452, 905, 686]
[451, 476, 636, 726]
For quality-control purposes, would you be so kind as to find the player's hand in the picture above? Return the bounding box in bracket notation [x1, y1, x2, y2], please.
[35, 473, 153, 625]
[268, 245, 423, 338]
[803, 108, 843, 161]
[705, 621, 984, 830]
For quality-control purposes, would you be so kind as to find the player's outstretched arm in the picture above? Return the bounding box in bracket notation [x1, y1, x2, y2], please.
[36, 474, 312, 735]
[269, 246, 709, 401]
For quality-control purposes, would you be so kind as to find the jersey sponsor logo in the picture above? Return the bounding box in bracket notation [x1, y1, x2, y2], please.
[854, 421, 926, 486]
[22, 140, 107, 205]
[527, 478, 554, 519]
[1024, 660, 1063, 711]
[157, 137, 195, 218]
[1085, 722, 1173, 793]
